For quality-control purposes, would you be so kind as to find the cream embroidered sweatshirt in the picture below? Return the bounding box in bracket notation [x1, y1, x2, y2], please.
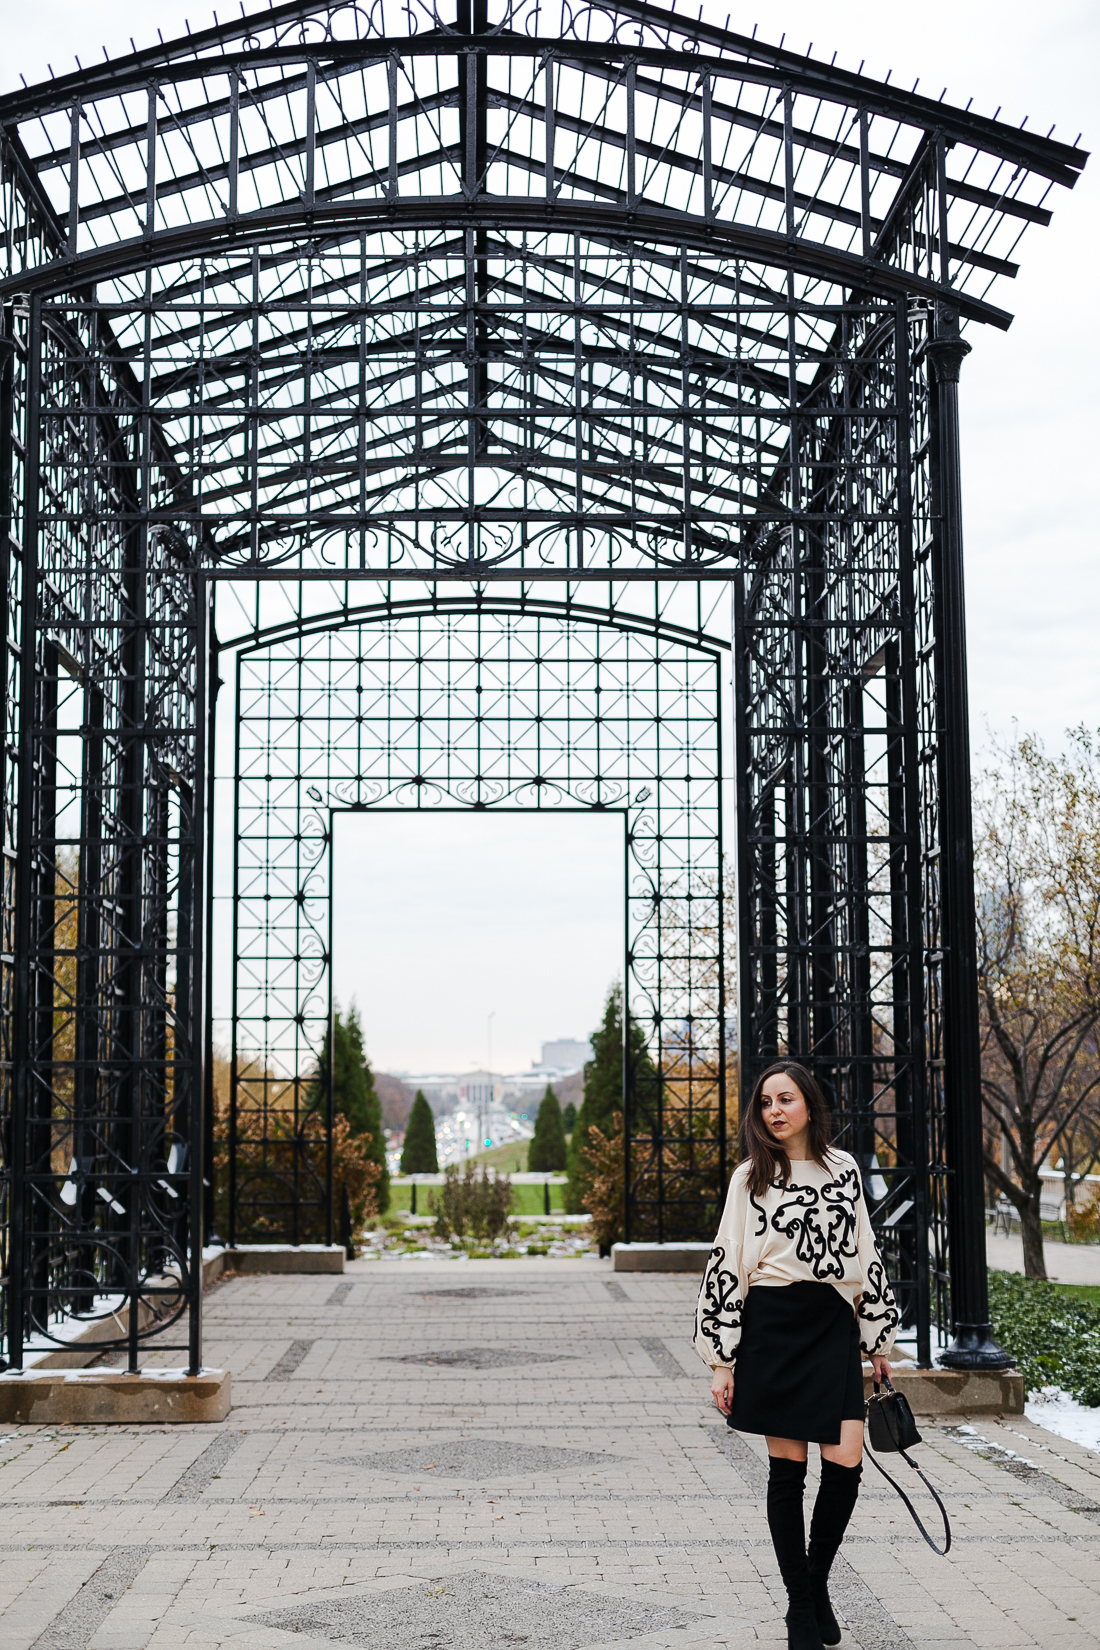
[693, 1148, 899, 1369]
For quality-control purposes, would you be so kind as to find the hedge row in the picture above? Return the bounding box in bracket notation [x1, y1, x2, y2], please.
[987, 1269, 1100, 1405]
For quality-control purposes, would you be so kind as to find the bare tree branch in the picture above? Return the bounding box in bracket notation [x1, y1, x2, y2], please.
[975, 728, 1100, 1277]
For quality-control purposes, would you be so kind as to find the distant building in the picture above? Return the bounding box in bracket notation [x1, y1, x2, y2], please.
[399, 1074, 463, 1113]
[459, 1072, 501, 1110]
[391, 1054, 590, 1114]
[531, 1038, 592, 1074]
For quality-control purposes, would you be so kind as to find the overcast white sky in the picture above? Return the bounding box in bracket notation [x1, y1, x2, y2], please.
[7, 3, 1097, 1072]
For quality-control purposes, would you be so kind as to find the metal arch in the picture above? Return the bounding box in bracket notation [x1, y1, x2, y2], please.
[225, 595, 726, 1247]
[730, 288, 998, 1366]
[214, 588, 732, 660]
[0, 200, 1015, 330]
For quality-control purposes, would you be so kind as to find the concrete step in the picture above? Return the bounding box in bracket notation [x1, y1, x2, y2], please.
[204, 1244, 346, 1282]
[612, 1242, 712, 1272]
[0, 1367, 230, 1424]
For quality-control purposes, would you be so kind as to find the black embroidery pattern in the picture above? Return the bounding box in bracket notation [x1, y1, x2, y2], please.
[770, 1167, 861, 1280]
[694, 1244, 744, 1365]
[856, 1256, 899, 1355]
[748, 1189, 769, 1238]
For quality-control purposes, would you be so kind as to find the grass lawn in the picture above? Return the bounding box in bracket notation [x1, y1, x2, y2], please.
[1047, 1280, 1100, 1308]
[1040, 1219, 1100, 1245]
[388, 1180, 566, 1215]
[412, 1137, 572, 1173]
[510, 1183, 567, 1216]
[467, 1140, 533, 1172]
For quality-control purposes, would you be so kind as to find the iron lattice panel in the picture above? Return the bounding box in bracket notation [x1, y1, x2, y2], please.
[0, 293, 205, 1370]
[735, 297, 941, 1363]
[229, 605, 725, 1244]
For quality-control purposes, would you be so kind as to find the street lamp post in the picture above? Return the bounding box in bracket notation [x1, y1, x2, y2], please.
[485, 1011, 496, 1150]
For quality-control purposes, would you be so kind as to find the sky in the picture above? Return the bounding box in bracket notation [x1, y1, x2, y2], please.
[6, 2, 1097, 1073]
[329, 813, 623, 1073]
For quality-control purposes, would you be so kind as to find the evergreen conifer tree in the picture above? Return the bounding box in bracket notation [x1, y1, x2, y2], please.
[527, 1085, 567, 1173]
[316, 1004, 390, 1212]
[400, 1090, 439, 1174]
[566, 983, 654, 1212]
[562, 1101, 577, 1134]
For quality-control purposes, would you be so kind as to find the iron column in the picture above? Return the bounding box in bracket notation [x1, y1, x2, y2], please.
[927, 302, 1011, 1372]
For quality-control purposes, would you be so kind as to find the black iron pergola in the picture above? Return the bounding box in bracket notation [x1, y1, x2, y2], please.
[0, 0, 1084, 1375]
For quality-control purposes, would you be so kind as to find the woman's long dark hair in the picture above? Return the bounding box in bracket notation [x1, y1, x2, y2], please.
[741, 1060, 834, 1199]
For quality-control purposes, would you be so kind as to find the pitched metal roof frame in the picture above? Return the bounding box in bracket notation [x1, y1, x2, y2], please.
[25, 51, 1056, 237]
[3, 0, 1085, 583]
[0, 0, 1082, 320]
[1, 4, 1085, 190]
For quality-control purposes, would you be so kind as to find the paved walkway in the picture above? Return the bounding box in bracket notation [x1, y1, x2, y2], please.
[2, 1257, 1100, 1648]
[987, 1231, 1100, 1284]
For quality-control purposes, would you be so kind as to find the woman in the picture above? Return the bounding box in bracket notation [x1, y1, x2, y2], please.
[694, 1061, 898, 1650]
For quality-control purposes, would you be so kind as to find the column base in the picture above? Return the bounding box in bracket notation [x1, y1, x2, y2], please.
[938, 1322, 1015, 1371]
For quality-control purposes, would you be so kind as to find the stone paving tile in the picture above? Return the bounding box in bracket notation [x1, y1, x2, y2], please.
[0, 1256, 1096, 1646]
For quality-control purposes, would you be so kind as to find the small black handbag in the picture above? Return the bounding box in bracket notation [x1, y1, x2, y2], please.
[866, 1375, 922, 1453]
[864, 1377, 951, 1555]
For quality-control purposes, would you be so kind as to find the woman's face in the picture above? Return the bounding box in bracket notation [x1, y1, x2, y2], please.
[759, 1073, 811, 1148]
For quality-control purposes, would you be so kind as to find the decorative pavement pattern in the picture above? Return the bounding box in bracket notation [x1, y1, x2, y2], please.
[0, 1258, 1098, 1648]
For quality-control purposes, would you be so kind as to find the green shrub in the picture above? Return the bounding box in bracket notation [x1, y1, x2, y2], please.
[429, 1162, 514, 1242]
[988, 1269, 1100, 1405]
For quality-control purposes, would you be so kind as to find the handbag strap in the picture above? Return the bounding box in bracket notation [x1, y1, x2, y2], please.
[864, 1398, 952, 1556]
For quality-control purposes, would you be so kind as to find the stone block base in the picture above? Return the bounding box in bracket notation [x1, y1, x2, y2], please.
[0, 1367, 230, 1424]
[203, 1246, 227, 1288]
[863, 1365, 1024, 1416]
[612, 1242, 712, 1273]
[216, 1244, 346, 1276]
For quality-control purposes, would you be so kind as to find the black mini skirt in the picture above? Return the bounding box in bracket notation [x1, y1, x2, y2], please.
[726, 1280, 865, 1445]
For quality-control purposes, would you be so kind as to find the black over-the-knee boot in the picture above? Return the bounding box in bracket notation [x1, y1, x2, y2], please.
[807, 1459, 862, 1647]
[766, 1456, 825, 1650]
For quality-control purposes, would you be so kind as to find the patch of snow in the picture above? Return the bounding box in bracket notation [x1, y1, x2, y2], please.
[949, 1423, 1039, 1468]
[1025, 1386, 1100, 1451]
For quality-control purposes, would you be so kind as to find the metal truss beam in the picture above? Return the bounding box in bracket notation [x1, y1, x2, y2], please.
[2, 197, 1014, 330]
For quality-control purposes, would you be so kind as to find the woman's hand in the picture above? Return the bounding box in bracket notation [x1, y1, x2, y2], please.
[870, 1354, 892, 1385]
[710, 1366, 735, 1415]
